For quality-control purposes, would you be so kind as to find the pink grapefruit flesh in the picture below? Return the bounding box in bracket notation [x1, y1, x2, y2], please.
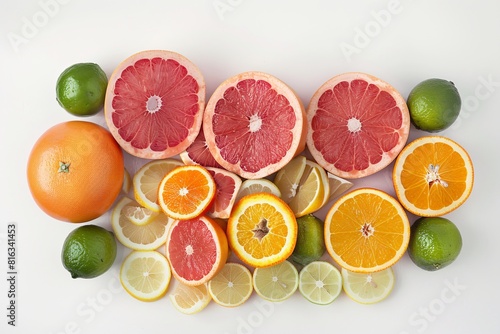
[206, 167, 242, 219]
[180, 128, 223, 168]
[203, 71, 307, 179]
[307, 72, 410, 179]
[104, 50, 205, 159]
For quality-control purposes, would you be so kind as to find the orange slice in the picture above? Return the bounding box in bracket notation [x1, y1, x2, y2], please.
[165, 216, 228, 286]
[227, 192, 297, 268]
[324, 188, 410, 273]
[157, 165, 216, 220]
[392, 136, 474, 217]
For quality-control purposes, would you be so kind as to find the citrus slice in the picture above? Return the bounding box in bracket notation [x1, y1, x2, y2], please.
[227, 192, 298, 268]
[158, 165, 216, 220]
[298, 261, 342, 305]
[307, 72, 410, 179]
[327, 172, 353, 202]
[120, 250, 171, 302]
[111, 196, 171, 251]
[206, 167, 242, 219]
[274, 156, 327, 217]
[180, 128, 223, 168]
[169, 282, 211, 315]
[104, 50, 205, 159]
[133, 159, 184, 212]
[392, 136, 474, 217]
[203, 71, 307, 179]
[122, 168, 132, 194]
[252, 260, 298, 302]
[208, 262, 253, 307]
[166, 216, 228, 286]
[341, 267, 395, 304]
[324, 188, 410, 273]
[235, 178, 282, 203]
[122, 205, 159, 226]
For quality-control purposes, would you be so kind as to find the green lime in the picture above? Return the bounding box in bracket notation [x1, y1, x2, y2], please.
[407, 78, 461, 132]
[408, 217, 462, 271]
[56, 63, 108, 116]
[290, 214, 325, 266]
[62, 225, 117, 279]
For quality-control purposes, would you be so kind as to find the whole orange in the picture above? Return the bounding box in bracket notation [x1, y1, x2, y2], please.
[27, 121, 124, 223]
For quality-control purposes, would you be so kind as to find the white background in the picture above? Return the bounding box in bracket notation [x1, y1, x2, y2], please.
[1, 0, 499, 333]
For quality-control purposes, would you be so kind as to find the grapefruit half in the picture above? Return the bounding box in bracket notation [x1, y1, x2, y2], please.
[307, 72, 410, 179]
[104, 50, 205, 159]
[203, 71, 307, 179]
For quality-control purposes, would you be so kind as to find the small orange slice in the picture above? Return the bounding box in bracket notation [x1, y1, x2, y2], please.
[392, 136, 474, 217]
[227, 192, 297, 268]
[324, 188, 410, 273]
[158, 165, 216, 220]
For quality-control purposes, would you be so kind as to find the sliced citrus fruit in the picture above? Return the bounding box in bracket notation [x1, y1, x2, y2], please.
[111, 196, 171, 251]
[206, 167, 242, 219]
[324, 188, 410, 273]
[158, 165, 216, 220]
[122, 205, 159, 226]
[169, 282, 211, 315]
[392, 136, 474, 217]
[298, 261, 342, 305]
[252, 260, 298, 302]
[166, 216, 228, 286]
[203, 71, 307, 179]
[208, 262, 253, 307]
[120, 250, 171, 302]
[235, 178, 282, 203]
[327, 172, 353, 202]
[180, 128, 223, 168]
[307, 72, 410, 179]
[341, 267, 395, 304]
[133, 159, 183, 212]
[274, 156, 327, 217]
[227, 192, 297, 268]
[104, 50, 205, 159]
[122, 168, 132, 194]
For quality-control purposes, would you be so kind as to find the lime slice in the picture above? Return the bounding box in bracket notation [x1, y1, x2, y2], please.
[299, 261, 342, 305]
[252, 260, 298, 302]
[208, 263, 253, 307]
[341, 267, 395, 304]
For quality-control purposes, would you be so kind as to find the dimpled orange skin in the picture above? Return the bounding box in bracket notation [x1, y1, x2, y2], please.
[27, 121, 124, 223]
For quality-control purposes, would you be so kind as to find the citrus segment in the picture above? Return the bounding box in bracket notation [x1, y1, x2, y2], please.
[180, 128, 223, 168]
[341, 267, 395, 304]
[208, 262, 253, 307]
[122, 168, 132, 194]
[273, 155, 306, 201]
[122, 205, 159, 226]
[104, 50, 205, 159]
[227, 193, 298, 268]
[203, 71, 307, 179]
[235, 179, 282, 203]
[166, 216, 228, 286]
[326, 172, 353, 202]
[392, 136, 474, 217]
[307, 72, 410, 179]
[133, 159, 183, 213]
[324, 188, 410, 273]
[158, 165, 216, 220]
[111, 196, 171, 251]
[206, 167, 242, 219]
[252, 260, 298, 302]
[169, 282, 211, 314]
[298, 261, 342, 305]
[120, 250, 171, 302]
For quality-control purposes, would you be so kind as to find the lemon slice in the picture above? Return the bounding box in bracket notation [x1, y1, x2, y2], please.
[327, 172, 353, 202]
[122, 168, 132, 194]
[252, 260, 298, 302]
[111, 196, 171, 250]
[341, 267, 395, 304]
[133, 159, 183, 212]
[122, 205, 159, 226]
[208, 262, 253, 307]
[120, 250, 171, 302]
[306, 160, 330, 207]
[299, 261, 342, 305]
[273, 155, 306, 201]
[169, 282, 212, 315]
[235, 178, 282, 203]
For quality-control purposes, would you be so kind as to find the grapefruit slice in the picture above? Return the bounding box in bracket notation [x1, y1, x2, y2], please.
[180, 128, 223, 168]
[104, 50, 205, 159]
[206, 167, 242, 219]
[203, 71, 307, 179]
[307, 72, 410, 179]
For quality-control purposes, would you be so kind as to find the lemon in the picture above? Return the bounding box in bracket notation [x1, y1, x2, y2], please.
[407, 78, 461, 132]
[170, 282, 212, 314]
[290, 214, 325, 266]
[408, 217, 462, 271]
[235, 178, 282, 203]
[298, 261, 342, 305]
[56, 63, 108, 116]
[341, 267, 395, 304]
[61, 225, 117, 279]
[252, 260, 298, 302]
[208, 262, 253, 307]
